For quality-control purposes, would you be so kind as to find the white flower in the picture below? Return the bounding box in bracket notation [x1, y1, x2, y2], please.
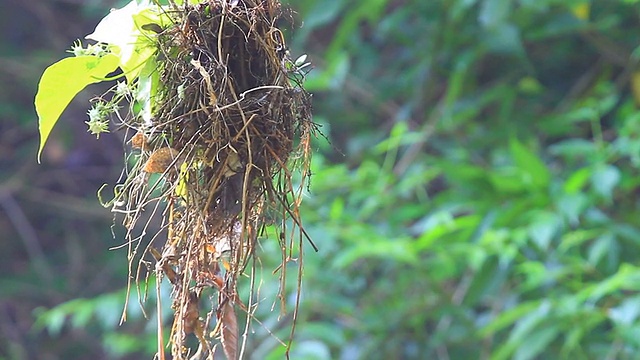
[87, 106, 104, 122]
[115, 81, 130, 97]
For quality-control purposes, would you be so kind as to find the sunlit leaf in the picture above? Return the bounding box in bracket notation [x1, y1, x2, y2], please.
[35, 54, 120, 162]
[563, 167, 591, 193]
[175, 162, 190, 199]
[48, 310, 68, 336]
[571, 3, 590, 20]
[86, 1, 140, 66]
[86, 0, 166, 82]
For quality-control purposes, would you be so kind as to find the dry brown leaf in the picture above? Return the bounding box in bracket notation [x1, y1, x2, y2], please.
[144, 147, 181, 173]
[184, 291, 202, 335]
[220, 301, 238, 360]
[131, 132, 149, 150]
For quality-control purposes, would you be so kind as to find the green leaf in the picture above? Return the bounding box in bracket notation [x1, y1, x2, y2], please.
[491, 300, 552, 360]
[302, 0, 346, 30]
[483, 22, 525, 56]
[35, 54, 120, 162]
[550, 139, 596, 159]
[556, 193, 589, 225]
[69, 301, 94, 329]
[510, 137, 550, 189]
[305, 51, 350, 90]
[587, 233, 614, 266]
[528, 211, 561, 251]
[577, 264, 640, 303]
[480, 300, 541, 336]
[558, 229, 601, 253]
[44, 307, 66, 336]
[464, 256, 503, 305]
[563, 167, 591, 193]
[517, 261, 547, 291]
[103, 333, 144, 356]
[333, 236, 417, 268]
[288, 340, 332, 360]
[513, 324, 560, 360]
[591, 164, 620, 200]
[609, 295, 640, 326]
[479, 0, 511, 28]
[488, 168, 528, 193]
[441, 51, 475, 127]
[329, 197, 345, 220]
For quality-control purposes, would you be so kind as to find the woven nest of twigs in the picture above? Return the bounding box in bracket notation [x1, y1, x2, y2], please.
[108, 1, 314, 359]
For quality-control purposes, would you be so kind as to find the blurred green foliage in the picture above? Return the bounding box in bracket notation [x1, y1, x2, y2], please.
[5, 0, 640, 359]
[283, 0, 640, 359]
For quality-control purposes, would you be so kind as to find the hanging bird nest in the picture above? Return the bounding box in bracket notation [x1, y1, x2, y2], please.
[107, 1, 315, 358]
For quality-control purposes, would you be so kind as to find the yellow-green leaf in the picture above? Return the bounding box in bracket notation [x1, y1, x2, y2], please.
[35, 54, 120, 162]
[175, 162, 190, 199]
[571, 3, 590, 21]
[631, 71, 640, 104]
